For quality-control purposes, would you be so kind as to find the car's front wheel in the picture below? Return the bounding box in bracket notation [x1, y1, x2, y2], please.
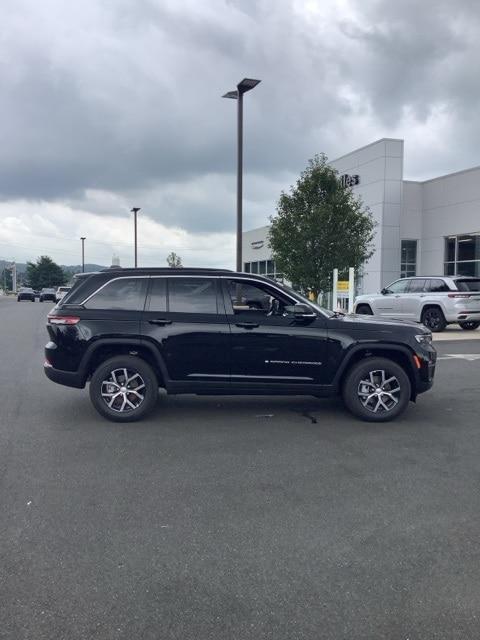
[342, 357, 411, 422]
[89, 355, 158, 422]
[459, 321, 480, 331]
[356, 304, 373, 315]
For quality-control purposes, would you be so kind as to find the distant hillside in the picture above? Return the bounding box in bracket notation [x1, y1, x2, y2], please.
[0, 259, 106, 275]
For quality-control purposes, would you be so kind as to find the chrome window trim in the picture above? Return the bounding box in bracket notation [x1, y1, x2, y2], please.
[80, 273, 329, 318]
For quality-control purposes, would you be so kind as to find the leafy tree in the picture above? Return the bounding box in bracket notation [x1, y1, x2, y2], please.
[166, 252, 183, 268]
[269, 154, 376, 296]
[26, 256, 67, 289]
[1, 267, 13, 291]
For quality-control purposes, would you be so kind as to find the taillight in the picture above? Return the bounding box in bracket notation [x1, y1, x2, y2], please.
[47, 315, 80, 325]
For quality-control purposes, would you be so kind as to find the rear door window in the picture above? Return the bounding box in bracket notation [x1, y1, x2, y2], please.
[407, 279, 426, 292]
[85, 277, 148, 310]
[167, 278, 218, 314]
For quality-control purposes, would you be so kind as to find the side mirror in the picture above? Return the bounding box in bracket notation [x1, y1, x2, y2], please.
[381, 288, 389, 295]
[285, 303, 316, 319]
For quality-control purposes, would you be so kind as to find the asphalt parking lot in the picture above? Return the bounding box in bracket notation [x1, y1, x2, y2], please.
[1, 296, 480, 640]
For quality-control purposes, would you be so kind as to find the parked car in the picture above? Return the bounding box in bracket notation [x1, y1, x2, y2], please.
[55, 286, 71, 303]
[45, 267, 436, 423]
[39, 287, 56, 302]
[354, 276, 480, 332]
[17, 287, 36, 302]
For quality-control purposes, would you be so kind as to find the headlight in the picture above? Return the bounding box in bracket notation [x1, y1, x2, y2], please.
[415, 333, 432, 345]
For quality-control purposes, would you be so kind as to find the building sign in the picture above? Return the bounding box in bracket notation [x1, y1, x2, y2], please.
[339, 174, 360, 188]
[251, 240, 264, 249]
[337, 280, 349, 291]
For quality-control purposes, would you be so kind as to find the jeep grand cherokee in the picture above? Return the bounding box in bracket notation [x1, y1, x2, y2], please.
[44, 268, 436, 423]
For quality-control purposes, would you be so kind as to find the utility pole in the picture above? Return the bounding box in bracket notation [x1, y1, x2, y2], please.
[12, 262, 17, 294]
[80, 237, 86, 273]
[222, 78, 261, 272]
[131, 208, 141, 268]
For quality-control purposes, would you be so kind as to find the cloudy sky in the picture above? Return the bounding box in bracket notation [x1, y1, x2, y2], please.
[1, 0, 479, 268]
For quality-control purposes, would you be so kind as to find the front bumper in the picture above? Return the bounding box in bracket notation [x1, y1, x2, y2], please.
[415, 346, 436, 395]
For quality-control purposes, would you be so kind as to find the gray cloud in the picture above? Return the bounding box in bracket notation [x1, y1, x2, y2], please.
[1, 0, 480, 250]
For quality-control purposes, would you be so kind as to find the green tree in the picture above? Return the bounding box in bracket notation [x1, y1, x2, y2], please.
[269, 154, 376, 296]
[26, 256, 67, 289]
[1, 267, 13, 291]
[166, 252, 183, 268]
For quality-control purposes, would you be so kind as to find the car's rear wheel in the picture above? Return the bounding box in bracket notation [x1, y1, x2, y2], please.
[421, 307, 446, 332]
[459, 321, 480, 330]
[356, 304, 373, 315]
[342, 357, 411, 422]
[89, 355, 158, 422]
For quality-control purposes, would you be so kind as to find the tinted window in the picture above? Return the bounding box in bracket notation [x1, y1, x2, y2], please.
[168, 278, 217, 314]
[226, 279, 292, 315]
[456, 279, 480, 292]
[85, 277, 147, 310]
[408, 279, 426, 292]
[148, 278, 167, 311]
[386, 280, 410, 294]
[426, 279, 449, 292]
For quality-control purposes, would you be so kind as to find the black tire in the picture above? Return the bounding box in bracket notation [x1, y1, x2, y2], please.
[342, 357, 411, 422]
[459, 321, 480, 331]
[421, 306, 446, 332]
[89, 355, 158, 423]
[356, 304, 373, 315]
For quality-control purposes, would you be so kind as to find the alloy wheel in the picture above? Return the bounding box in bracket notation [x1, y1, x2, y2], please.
[422, 309, 442, 330]
[100, 368, 146, 413]
[357, 369, 401, 414]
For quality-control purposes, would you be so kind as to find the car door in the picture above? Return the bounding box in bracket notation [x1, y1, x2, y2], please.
[401, 278, 427, 319]
[376, 279, 411, 317]
[141, 276, 230, 385]
[222, 277, 329, 386]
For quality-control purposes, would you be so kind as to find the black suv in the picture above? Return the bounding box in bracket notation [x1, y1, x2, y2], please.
[44, 268, 436, 423]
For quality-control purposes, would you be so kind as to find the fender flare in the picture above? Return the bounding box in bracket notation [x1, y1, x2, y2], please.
[332, 342, 417, 388]
[78, 337, 169, 385]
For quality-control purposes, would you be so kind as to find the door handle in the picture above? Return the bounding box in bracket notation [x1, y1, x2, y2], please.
[235, 322, 259, 329]
[148, 318, 172, 326]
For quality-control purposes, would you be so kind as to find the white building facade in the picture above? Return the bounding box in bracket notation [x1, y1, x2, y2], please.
[243, 138, 480, 294]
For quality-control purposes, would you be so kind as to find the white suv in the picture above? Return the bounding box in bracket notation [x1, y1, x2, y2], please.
[354, 276, 480, 332]
[55, 286, 71, 303]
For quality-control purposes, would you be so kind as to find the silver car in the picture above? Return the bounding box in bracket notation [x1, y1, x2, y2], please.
[354, 276, 480, 332]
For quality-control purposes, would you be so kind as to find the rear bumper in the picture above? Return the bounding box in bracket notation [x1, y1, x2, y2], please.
[44, 362, 85, 389]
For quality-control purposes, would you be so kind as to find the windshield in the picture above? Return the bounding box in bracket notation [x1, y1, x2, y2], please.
[279, 283, 335, 317]
[456, 279, 480, 292]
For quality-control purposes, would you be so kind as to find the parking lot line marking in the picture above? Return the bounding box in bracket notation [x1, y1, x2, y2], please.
[438, 354, 480, 361]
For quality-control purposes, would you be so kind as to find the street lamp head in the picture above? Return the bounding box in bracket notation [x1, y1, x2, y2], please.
[131, 207, 141, 214]
[222, 90, 238, 99]
[237, 78, 261, 94]
[80, 236, 86, 241]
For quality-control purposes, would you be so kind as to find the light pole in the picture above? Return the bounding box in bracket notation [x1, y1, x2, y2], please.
[223, 78, 261, 272]
[80, 237, 86, 273]
[131, 207, 141, 268]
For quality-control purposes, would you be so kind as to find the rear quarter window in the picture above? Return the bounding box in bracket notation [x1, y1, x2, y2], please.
[84, 278, 148, 310]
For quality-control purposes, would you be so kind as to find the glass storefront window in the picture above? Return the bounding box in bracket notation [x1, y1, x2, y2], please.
[401, 239, 417, 278]
[444, 234, 480, 276]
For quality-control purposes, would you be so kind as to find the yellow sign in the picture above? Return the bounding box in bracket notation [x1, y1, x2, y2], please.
[337, 281, 349, 291]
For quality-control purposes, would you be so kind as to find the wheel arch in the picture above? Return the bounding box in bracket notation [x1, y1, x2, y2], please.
[334, 344, 418, 401]
[79, 338, 168, 387]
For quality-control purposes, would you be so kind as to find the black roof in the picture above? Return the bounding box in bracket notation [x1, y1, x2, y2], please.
[75, 267, 234, 279]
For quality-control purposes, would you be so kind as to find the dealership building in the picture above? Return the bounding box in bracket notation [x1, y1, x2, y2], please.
[243, 138, 480, 294]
